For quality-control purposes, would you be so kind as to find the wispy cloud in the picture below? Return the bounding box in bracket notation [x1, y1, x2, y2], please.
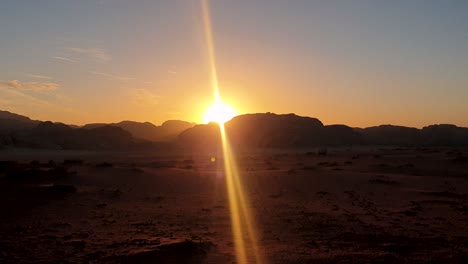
[91, 71, 135, 81]
[27, 74, 53, 80]
[0, 80, 59, 91]
[54, 93, 73, 103]
[1, 88, 55, 107]
[132, 89, 159, 107]
[68, 47, 112, 61]
[0, 88, 82, 121]
[52, 56, 78, 63]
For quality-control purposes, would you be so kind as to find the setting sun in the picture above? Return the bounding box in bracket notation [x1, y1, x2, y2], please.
[202, 101, 237, 124]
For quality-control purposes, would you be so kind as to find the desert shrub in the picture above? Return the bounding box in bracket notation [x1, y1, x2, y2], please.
[369, 178, 400, 185]
[47, 184, 77, 195]
[317, 148, 328, 156]
[63, 159, 84, 166]
[96, 162, 113, 168]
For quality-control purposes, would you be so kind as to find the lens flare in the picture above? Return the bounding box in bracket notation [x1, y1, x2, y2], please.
[203, 101, 237, 124]
[220, 125, 264, 264]
[200, 0, 264, 263]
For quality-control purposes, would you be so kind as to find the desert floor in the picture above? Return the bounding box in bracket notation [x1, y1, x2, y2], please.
[1, 147, 468, 263]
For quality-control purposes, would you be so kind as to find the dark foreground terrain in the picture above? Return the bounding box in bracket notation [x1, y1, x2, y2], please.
[1, 147, 468, 263]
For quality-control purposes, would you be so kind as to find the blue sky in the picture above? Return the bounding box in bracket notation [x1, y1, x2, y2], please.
[1, 0, 467, 127]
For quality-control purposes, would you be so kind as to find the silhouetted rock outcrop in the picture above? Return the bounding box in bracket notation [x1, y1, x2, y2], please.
[180, 113, 332, 149]
[11, 121, 75, 149]
[178, 123, 221, 151]
[359, 125, 421, 146]
[2, 110, 468, 150]
[82, 120, 194, 142]
[178, 113, 468, 149]
[0, 110, 39, 134]
[421, 124, 468, 146]
[225, 113, 324, 148]
[78, 125, 136, 149]
[81, 123, 107, 130]
[6, 122, 151, 150]
[323, 125, 362, 146]
[160, 120, 196, 139]
[0, 110, 37, 123]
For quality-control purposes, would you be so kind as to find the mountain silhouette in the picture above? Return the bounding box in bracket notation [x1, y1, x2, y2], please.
[421, 124, 468, 146]
[82, 120, 194, 142]
[0, 110, 39, 135]
[5, 121, 149, 150]
[225, 113, 324, 148]
[179, 113, 468, 149]
[359, 125, 421, 146]
[1, 110, 468, 150]
[180, 113, 360, 149]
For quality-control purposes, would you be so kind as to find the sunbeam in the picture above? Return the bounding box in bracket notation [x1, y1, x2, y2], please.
[201, 0, 221, 104]
[200, 0, 264, 263]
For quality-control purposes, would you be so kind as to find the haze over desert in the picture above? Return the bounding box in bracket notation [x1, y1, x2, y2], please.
[1, 1, 468, 263]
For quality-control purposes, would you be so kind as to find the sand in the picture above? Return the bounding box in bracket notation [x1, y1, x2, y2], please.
[1, 147, 468, 263]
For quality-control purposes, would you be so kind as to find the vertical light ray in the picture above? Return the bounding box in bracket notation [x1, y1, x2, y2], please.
[220, 126, 264, 264]
[220, 125, 248, 264]
[200, 1, 264, 263]
[201, 0, 221, 103]
[231, 159, 264, 264]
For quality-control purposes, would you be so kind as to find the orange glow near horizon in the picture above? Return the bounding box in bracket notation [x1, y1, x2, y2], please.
[202, 101, 237, 124]
[201, 0, 264, 263]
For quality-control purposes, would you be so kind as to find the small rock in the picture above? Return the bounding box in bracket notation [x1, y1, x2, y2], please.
[66, 240, 86, 249]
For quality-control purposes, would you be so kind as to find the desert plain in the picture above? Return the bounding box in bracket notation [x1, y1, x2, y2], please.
[1, 147, 467, 263]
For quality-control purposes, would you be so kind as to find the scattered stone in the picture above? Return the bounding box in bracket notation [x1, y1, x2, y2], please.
[65, 240, 86, 249]
[369, 178, 400, 185]
[47, 184, 77, 195]
[116, 240, 213, 264]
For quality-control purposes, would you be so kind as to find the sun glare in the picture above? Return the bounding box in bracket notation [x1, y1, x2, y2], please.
[201, 0, 263, 263]
[203, 101, 236, 124]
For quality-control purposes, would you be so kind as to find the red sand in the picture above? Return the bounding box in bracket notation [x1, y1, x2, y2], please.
[1, 148, 468, 263]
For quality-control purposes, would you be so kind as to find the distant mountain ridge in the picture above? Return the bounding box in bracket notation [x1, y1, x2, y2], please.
[0, 110, 40, 134]
[1, 110, 468, 150]
[179, 113, 468, 149]
[82, 120, 195, 142]
[1, 120, 152, 150]
[0, 110, 38, 123]
[0, 110, 192, 150]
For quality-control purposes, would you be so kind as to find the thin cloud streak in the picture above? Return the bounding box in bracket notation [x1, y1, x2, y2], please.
[90, 71, 135, 81]
[0, 80, 59, 91]
[0, 88, 84, 122]
[27, 74, 53, 80]
[52, 56, 78, 63]
[1, 88, 55, 107]
[132, 88, 159, 107]
[68, 47, 112, 61]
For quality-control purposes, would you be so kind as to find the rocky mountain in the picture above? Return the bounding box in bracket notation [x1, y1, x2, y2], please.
[421, 124, 468, 146]
[1, 110, 468, 150]
[225, 113, 324, 148]
[0, 110, 39, 134]
[178, 122, 221, 150]
[82, 120, 194, 142]
[178, 113, 468, 149]
[3, 121, 151, 150]
[179, 113, 362, 149]
[359, 125, 421, 146]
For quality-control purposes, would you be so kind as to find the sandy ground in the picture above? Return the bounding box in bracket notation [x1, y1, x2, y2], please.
[1, 147, 468, 263]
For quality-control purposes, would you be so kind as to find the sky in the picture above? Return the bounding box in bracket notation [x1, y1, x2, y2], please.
[1, 0, 468, 127]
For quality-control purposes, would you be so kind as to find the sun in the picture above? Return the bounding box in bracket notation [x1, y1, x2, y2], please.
[203, 101, 237, 124]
